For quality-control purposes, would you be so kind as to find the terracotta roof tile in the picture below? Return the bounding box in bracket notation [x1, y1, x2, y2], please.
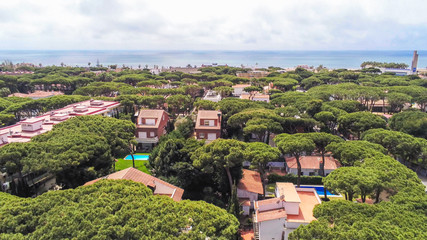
[256, 208, 287, 222]
[285, 156, 340, 170]
[237, 169, 263, 194]
[84, 168, 184, 201]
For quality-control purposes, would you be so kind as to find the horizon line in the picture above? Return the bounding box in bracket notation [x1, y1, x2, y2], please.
[0, 49, 424, 52]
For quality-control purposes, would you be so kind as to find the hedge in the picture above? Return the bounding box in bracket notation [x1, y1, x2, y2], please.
[267, 173, 323, 185]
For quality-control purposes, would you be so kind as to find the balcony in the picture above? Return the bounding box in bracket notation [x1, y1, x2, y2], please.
[136, 136, 159, 144]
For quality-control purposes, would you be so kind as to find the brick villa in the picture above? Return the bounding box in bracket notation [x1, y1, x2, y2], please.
[135, 109, 169, 151]
[194, 110, 222, 143]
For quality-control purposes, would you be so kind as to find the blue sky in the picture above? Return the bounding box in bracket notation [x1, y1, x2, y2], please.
[1, 0, 426, 50]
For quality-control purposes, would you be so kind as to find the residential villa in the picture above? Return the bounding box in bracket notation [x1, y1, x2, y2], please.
[8, 90, 64, 99]
[232, 84, 251, 96]
[285, 156, 340, 176]
[84, 167, 184, 201]
[237, 169, 264, 215]
[0, 99, 121, 195]
[236, 70, 270, 79]
[194, 110, 221, 142]
[240, 93, 270, 103]
[0, 100, 121, 146]
[253, 182, 321, 240]
[202, 90, 222, 102]
[135, 109, 169, 152]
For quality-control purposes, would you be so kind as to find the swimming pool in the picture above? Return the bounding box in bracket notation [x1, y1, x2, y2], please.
[298, 185, 340, 197]
[124, 154, 149, 160]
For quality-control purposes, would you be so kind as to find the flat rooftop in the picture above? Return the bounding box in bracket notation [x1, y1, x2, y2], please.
[276, 182, 301, 202]
[0, 100, 120, 146]
[286, 190, 320, 223]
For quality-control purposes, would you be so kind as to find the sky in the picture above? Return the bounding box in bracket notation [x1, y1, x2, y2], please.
[1, 0, 426, 50]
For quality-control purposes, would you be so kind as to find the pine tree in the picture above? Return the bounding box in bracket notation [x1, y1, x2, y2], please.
[227, 183, 241, 219]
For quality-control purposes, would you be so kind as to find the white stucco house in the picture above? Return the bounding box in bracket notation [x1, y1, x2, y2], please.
[285, 155, 340, 176]
[232, 84, 251, 96]
[253, 182, 321, 240]
[237, 169, 264, 215]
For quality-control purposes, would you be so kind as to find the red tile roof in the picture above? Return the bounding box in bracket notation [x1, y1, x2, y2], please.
[84, 167, 184, 201]
[285, 156, 340, 170]
[195, 110, 221, 130]
[256, 208, 287, 222]
[254, 197, 283, 208]
[237, 169, 264, 195]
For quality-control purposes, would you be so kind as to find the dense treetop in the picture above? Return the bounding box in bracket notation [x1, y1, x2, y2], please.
[0, 180, 239, 240]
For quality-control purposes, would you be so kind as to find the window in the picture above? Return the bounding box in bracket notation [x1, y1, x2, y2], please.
[150, 132, 155, 137]
[203, 120, 210, 126]
[139, 132, 147, 138]
[146, 119, 155, 125]
[199, 133, 205, 139]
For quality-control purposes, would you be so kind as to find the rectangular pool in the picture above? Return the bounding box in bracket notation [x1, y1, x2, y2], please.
[298, 185, 340, 197]
[124, 154, 149, 161]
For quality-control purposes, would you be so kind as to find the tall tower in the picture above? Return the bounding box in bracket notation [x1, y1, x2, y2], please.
[411, 50, 418, 72]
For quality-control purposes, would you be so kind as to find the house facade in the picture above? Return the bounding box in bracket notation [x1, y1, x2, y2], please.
[194, 110, 221, 143]
[202, 90, 222, 102]
[135, 109, 169, 152]
[239, 93, 270, 103]
[253, 182, 321, 240]
[232, 84, 251, 96]
[237, 169, 264, 215]
[0, 99, 121, 196]
[0, 99, 121, 146]
[285, 156, 340, 176]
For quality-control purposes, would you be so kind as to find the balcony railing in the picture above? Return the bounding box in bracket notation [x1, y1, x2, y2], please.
[136, 136, 159, 144]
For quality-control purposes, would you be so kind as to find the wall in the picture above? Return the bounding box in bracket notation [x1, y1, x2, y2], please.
[284, 222, 308, 240]
[257, 200, 284, 212]
[195, 129, 221, 140]
[287, 168, 335, 176]
[258, 218, 285, 240]
[237, 189, 258, 204]
[283, 202, 300, 215]
[21, 121, 43, 132]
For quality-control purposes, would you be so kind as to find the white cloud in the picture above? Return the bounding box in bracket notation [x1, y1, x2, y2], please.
[0, 0, 426, 50]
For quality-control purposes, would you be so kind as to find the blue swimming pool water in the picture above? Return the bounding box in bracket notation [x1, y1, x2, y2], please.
[124, 155, 149, 160]
[298, 186, 338, 196]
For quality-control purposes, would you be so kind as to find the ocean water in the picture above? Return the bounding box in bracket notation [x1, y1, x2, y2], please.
[0, 50, 425, 69]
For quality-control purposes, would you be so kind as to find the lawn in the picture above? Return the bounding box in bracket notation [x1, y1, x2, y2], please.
[115, 153, 151, 175]
[265, 183, 276, 198]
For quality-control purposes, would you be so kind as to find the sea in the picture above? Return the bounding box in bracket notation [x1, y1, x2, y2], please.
[0, 50, 425, 69]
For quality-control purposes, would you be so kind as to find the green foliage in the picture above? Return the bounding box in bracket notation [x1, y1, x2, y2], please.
[166, 94, 192, 116]
[326, 140, 386, 166]
[0, 116, 136, 189]
[389, 110, 427, 138]
[362, 128, 427, 167]
[192, 139, 246, 194]
[337, 111, 387, 138]
[0, 180, 239, 239]
[1, 95, 90, 121]
[274, 134, 316, 186]
[194, 100, 218, 110]
[361, 61, 409, 69]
